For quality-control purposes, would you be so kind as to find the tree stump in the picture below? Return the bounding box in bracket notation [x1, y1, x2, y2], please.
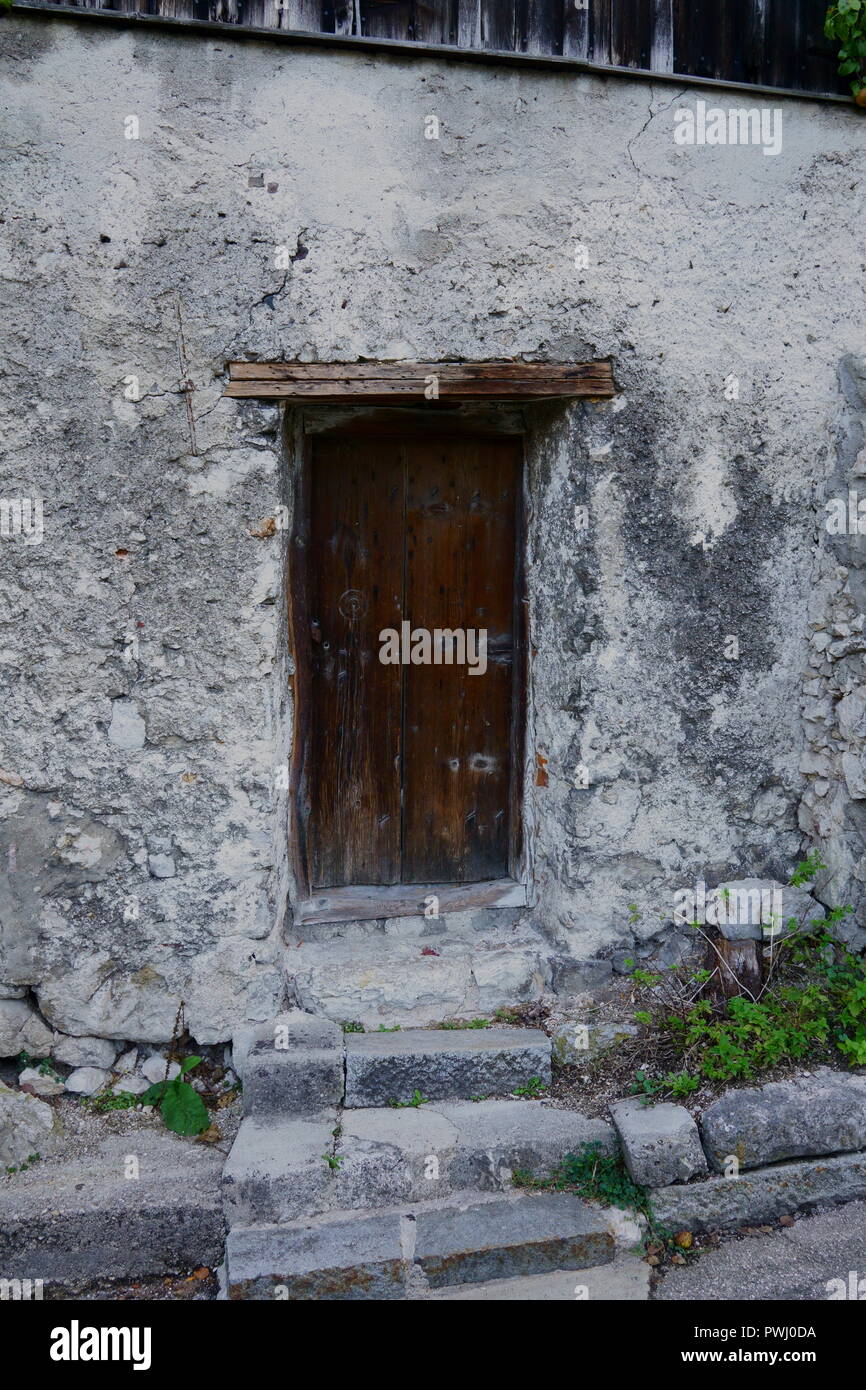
[704, 933, 764, 1001]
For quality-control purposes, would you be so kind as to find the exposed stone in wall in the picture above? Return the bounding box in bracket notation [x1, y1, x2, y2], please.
[799, 356, 866, 950]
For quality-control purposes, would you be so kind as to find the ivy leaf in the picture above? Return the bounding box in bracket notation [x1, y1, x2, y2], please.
[160, 1079, 209, 1136]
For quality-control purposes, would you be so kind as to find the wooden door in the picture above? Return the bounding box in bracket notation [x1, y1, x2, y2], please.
[306, 432, 521, 889]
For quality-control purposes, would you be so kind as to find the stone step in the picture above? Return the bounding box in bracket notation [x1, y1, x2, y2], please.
[427, 1254, 651, 1301]
[226, 1190, 614, 1299]
[344, 1026, 551, 1107]
[649, 1150, 866, 1233]
[234, 1011, 344, 1118]
[222, 1101, 616, 1225]
[0, 1130, 224, 1284]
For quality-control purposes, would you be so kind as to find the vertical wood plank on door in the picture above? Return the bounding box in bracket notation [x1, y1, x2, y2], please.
[308, 437, 405, 886]
[236, 0, 282, 28]
[711, 0, 745, 85]
[798, 0, 846, 95]
[401, 437, 518, 883]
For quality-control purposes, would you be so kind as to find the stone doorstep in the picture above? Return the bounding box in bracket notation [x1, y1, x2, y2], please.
[343, 1026, 552, 1107]
[225, 1190, 615, 1300]
[649, 1151, 866, 1233]
[221, 1102, 616, 1225]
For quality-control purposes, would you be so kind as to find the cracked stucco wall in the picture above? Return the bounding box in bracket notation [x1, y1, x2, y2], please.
[1, 14, 865, 1040]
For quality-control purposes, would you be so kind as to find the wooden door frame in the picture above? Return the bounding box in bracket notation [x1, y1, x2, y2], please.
[287, 407, 529, 925]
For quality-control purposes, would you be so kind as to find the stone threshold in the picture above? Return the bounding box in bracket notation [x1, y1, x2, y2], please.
[295, 877, 527, 925]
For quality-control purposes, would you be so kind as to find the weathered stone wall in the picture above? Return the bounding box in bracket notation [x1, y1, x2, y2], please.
[1, 13, 864, 1040]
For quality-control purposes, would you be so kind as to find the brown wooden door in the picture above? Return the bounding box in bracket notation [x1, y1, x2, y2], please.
[307, 432, 521, 889]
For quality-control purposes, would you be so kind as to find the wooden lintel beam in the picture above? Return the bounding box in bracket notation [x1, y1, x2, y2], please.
[224, 360, 616, 401]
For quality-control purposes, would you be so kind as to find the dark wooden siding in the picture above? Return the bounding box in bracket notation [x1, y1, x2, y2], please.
[35, 0, 848, 97]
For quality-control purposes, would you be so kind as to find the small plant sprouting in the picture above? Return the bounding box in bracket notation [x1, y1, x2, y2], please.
[388, 1089, 429, 1109]
[83, 1089, 141, 1113]
[322, 1152, 344, 1170]
[341, 1021, 365, 1034]
[512, 1076, 548, 1099]
[630, 1069, 698, 1100]
[436, 1017, 491, 1030]
[5, 1153, 40, 1175]
[790, 851, 827, 887]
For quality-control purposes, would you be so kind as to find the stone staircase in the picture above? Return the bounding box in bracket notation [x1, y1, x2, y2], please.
[222, 1011, 646, 1300]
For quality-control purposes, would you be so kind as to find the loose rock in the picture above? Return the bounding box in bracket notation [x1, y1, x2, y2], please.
[0, 1081, 63, 1167]
[65, 1067, 110, 1096]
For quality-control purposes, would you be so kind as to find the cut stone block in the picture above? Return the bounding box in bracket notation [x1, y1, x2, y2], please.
[338, 1100, 615, 1209]
[232, 1010, 343, 1080]
[334, 1106, 459, 1211]
[226, 1212, 406, 1300]
[414, 1192, 613, 1287]
[238, 1012, 344, 1116]
[225, 1100, 616, 1221]
[612, 1098, 707, 1187]
[700, 1069, 866, 1172]
[428, 1254, 650, 1301]
[438, 1099, 615, 1192]
[222, 1113, 339, 1225]
[649, 1151, 866, 1234]
[226, 1190, 613, 1300]
[344, 1027, 551, 1107]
